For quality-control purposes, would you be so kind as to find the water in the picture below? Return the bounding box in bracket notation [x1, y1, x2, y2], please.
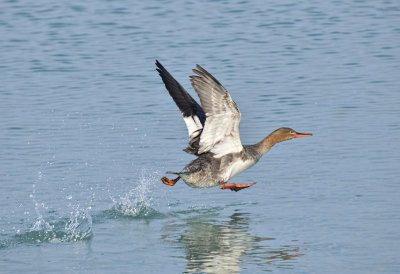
[1, 0, 399, 272]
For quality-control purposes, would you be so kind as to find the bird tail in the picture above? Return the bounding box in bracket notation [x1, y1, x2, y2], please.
[166, 171, 180, 175]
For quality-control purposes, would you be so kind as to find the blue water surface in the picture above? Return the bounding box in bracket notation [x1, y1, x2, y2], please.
[1, 0, 399, 273]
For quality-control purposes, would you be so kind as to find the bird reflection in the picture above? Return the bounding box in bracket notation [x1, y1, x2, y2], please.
[162, 210, 303, 273]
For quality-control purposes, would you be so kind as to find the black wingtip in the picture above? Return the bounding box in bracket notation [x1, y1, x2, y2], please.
[155, 61, 207, 127]
[155, 59, 163, 70]
[155, 60, 167, 78]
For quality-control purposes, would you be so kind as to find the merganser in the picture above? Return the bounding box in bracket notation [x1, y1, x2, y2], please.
[156, 61, 312, 192]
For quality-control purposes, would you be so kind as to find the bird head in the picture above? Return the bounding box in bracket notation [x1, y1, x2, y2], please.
[271, 127, 312, 143]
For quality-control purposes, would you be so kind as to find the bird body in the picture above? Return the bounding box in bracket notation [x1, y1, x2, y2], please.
[173, 145, 260, 188]
[156, 61, 312, 191]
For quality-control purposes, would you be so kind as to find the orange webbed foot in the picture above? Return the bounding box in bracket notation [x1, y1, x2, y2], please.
[161, 176, 180, 186]
[220, 182, 256, 192]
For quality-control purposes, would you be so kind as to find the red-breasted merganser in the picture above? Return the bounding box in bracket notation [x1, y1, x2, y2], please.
[156, 61, 312, 192]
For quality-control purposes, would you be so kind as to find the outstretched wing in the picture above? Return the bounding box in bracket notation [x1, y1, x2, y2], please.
[156, 60, 206, 155]
[190, 65, 243, 157]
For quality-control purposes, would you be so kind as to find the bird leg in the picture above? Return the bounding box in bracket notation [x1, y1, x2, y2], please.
[161, 176, 180, 186]
[220, 182, 256, 192]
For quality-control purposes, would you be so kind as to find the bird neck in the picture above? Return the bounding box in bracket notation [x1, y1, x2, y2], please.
[255, 132, 284, 155]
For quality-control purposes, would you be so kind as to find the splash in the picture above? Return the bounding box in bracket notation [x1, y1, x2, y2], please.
[29, 183, 53, 232]
[62, 204, 93, 242]
[15, 184, 93, 244]
[107, 170, 163, 218]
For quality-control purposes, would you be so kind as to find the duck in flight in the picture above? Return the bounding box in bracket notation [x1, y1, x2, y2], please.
[156, 60, 312, 192]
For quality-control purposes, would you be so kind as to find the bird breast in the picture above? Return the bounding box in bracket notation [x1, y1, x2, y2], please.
[224, 158, 256, 181]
